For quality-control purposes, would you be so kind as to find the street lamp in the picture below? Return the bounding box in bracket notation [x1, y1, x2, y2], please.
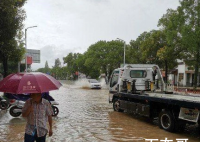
[117, 38, 126, 67]
[25, 26, 37, 72]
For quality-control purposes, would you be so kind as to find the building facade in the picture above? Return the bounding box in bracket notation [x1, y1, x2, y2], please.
[172, 62, 200, 87]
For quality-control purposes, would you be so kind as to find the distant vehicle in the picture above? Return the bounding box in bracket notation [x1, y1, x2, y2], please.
[88, 79, 102, 89]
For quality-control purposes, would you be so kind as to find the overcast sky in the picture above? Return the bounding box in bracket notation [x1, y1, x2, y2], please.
[23, 0, 180, 70]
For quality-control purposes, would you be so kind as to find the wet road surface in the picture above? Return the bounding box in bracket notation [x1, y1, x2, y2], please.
[0, 80, 200, 142]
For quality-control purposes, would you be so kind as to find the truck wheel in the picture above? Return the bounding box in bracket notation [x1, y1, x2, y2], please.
[158, 110, 175, 132]
[9, 106, 22, 117]
[113, 99, 124, 112]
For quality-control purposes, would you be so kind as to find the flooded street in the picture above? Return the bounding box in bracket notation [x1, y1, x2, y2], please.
[0, 80, 200, 142]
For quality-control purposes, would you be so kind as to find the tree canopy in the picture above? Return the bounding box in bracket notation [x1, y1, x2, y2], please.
[0, 0, 27, 76]
[62, 40, 126, 79]
[158, 0, 200, 87]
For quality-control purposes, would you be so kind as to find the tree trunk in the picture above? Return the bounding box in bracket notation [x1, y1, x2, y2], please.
[2, 56, 8, 77]
[165, 60, 168, 83]
[194, 50, 200, 89]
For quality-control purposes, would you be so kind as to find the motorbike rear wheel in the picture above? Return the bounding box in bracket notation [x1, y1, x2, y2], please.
[0, 101, 9, 110]
[52, 106, 59, 116]
[9, 106, 22, 117]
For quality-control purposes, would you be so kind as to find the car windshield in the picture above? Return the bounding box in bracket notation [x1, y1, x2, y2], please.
[89, 79, 99, 83]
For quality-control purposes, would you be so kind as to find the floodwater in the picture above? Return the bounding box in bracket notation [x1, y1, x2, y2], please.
[0, 80, 200, 142]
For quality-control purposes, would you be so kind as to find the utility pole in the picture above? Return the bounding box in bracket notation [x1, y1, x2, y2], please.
[25, 26, 37, 72]
[117, 38, 126, 67]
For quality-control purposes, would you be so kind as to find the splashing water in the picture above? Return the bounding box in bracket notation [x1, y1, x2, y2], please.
[99, 78, 109, 89]
[74, 79, 91, 89]
[74, 78, 108, 89]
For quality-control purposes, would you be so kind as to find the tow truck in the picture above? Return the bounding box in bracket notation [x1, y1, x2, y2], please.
[109, 64, 200, 132]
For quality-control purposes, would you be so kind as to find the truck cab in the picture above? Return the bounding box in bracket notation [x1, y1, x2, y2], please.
[109, 64, 168, 102]
[109, 68, 123, 93]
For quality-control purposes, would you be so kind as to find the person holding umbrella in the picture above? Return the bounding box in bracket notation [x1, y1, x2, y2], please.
[0, 72, 62, 142]
[22, 93, 53, 142]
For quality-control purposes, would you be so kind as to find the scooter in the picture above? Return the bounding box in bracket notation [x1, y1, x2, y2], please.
[2, 93, 28, 113]
[9, 99, 59, 117]
[49, 100, 59, 117]
[41, 92, 59, 116]
[8, 93, 59, 117]
[9, 100, 25, 117]
[0, 96, 9, 110]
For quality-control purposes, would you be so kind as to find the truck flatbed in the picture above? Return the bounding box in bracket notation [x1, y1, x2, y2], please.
[114, 92, 200, 110]
[109, 64, 200, 132]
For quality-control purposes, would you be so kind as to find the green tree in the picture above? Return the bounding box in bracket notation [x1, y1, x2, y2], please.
[63, 53, 73, 68]
[45, 61, 49, 68]
[36, 68, 46, 73]
[83, 41, 108, 78]
[128, 30, 178, 82]
[0, 0, 27, 76]
[44, 60, 51, 74]
[142, 30, 178, 81]
[63, 53, 81, 79]
[54, 58, 61, 68]
[51, 58, 63, 79]
[158, 0, 200, 87]
[83, 40, 124, 79]
[127, 32, 151, 64]
[75, 54, 89, 76]
[63, 40, 125, 79]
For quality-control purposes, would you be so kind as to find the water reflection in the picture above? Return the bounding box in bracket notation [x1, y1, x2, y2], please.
[108, 112, 200, 142]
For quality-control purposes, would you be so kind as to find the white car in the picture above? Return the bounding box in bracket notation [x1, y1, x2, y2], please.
[88, 79, 102, 89]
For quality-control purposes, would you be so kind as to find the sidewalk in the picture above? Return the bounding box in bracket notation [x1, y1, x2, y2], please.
[174, 86, 200, 95]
